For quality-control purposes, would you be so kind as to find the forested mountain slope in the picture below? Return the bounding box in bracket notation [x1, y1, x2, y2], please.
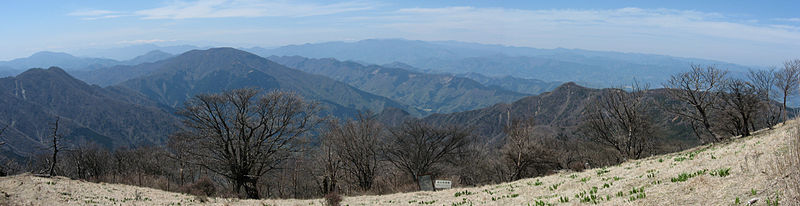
[268, 56, 528, 114]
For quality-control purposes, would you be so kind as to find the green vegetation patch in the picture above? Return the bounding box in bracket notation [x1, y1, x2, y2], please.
[670, 169, 707, 182]
[710, 168, 731, 177]
[454, 190, 474, 197]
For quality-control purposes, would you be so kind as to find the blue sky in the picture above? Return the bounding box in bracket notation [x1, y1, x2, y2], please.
[1, 0, 799, 66]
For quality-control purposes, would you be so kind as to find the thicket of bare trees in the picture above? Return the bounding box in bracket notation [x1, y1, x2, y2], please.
[663, 65, 727, 143]
[0, 123, 6, 146]
[319, 112, 383, 192]
[715, 79, 761, 137]
[662, 61, 799, 143]
[582, 82, 656, 160]
[748, 69, 780, 128]
[172, 88, 321, 199]
[501, 118, 557, 181]
[383, 121, 472, 184]
[776, 59, 800, 122]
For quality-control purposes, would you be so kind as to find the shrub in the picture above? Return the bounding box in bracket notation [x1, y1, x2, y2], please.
[324, 192, 342, 206]
[182, 176, 217, 197]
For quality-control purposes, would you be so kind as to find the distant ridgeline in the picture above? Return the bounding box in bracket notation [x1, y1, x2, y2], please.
[249, 39, 754, 88]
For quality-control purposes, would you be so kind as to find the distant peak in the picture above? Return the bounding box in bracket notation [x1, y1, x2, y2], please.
[47, 66, 67, 72]
[358, 38, 411, 42]
[380, 107, 410, 115]
[179, 47, 257, 58]
[144, 50, 171, 55]
[30, 51, 74, 58]
[197, 47, 248, 53]
[552, 82, 586, 92]
[560, 82, 580, 87]
[17, 66, 69, 78]
[207, 47, 238, 51]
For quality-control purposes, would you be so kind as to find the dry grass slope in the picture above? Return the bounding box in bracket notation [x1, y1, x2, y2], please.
[2, 120, 800, 206]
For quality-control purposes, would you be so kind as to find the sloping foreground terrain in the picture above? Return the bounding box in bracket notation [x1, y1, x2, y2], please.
[1, 121, 799, 205]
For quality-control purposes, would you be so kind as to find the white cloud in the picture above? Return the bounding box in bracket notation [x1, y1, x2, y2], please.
[67, 9, 118, 16]
[775, 17, 800, 22]
[67, 9, 128, 20]
[68, 0, 373, 20]
[365, 7, 800, 65]
[117, 39, 175, 44]
[60, 4, 800, 65]
[133, 0, 374, 19]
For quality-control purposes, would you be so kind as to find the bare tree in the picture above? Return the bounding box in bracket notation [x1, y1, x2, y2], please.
[173, 88, 321, 199]
[663, 65, 727, 143]
[317, 132, 342, 194]
[748, 69, 780, 129]
[48, 117, 65, 177]
[0, 123, 6, 146]
[322, 112, 383, 191]
[166, 132, 193, 186]
[63, 143, 111, 180]
[775, 59, 800, 123]
[383, 121, 472, 184]
[582, 82, 654, 160]
[501, 118, 556, 181]
[716, 79, 761, 137]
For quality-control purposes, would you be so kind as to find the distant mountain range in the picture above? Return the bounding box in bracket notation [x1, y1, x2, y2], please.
[117, 48, 419, 117]
[0, 67, 178, 158]
[453, 72, 563, 95]
[377, 62, 563, 95]
[248, 39, 755, 87]
[0, 42, 788, 160]
[0, 49, 423, 158]
[71, 48, 541, 116]
[70, 44, 201, 61]
[0, 50, 175, 76]
[268, 56, 530, 114]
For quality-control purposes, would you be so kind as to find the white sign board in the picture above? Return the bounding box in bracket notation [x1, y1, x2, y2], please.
[434, 180, 452, 189]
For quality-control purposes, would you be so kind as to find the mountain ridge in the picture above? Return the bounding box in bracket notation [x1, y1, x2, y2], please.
[0, 67, 179, 157]
[118, 48, 421, 117]
[268, 55, 531, 114]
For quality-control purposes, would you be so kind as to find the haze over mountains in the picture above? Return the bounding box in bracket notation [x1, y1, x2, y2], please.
[69, 44, 202, 61]
[250, 39, 754, 87]
[0, 50, 175, 77]
[268, 56, 531, 114]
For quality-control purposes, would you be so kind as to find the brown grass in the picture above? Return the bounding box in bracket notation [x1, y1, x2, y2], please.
[1, 120, 800, 205]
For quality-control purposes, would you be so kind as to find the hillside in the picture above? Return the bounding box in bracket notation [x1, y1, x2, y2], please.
[0, 67, 178, 157]
[453, 72, 563, 95]
[118, 48, 420, 117]
[415, 82, 698, 153]
[2, 119, 797, 205]
[268, 56, 528, 114]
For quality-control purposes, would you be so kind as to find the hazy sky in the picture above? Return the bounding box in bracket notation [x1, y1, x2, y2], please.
[2, 0, 799, 66]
